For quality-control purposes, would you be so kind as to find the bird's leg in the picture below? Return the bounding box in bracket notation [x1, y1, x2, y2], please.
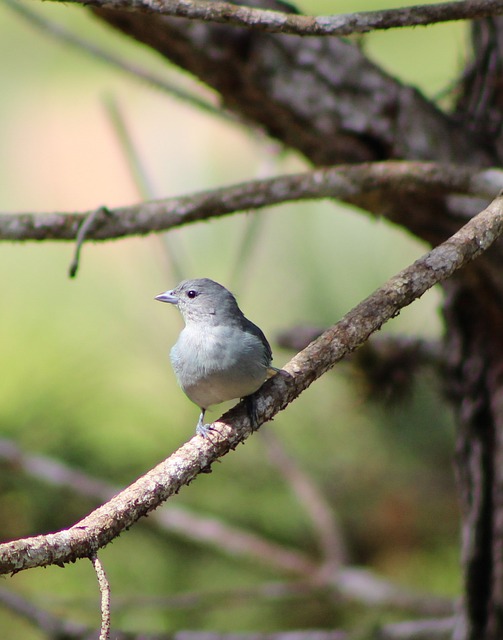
[196, 409, 216, 438]
[245, 394, 260, 431]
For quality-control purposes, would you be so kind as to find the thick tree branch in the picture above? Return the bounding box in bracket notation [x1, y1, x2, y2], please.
[2, 162, 503, 243]
[1, 194, 503, 576]
[50, 0, 503, 37]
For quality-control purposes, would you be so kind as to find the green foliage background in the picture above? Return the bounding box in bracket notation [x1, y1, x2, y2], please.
[0, 1, 464, 637]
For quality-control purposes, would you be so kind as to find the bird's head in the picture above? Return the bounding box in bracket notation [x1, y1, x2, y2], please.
[155, 278, 241, 325]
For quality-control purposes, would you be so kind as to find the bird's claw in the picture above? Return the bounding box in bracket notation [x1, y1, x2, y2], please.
[196, 420, 219, 440]
[245, 394, 260, 431]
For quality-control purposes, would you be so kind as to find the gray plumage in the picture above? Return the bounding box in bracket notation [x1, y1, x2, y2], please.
[155, 278, 273, 436]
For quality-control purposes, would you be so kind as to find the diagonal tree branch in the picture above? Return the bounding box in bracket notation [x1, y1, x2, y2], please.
[2, 162, 503, 243]
[0, 438, 452, 615]
[2, 193, 503, 576]
[0, 439, 316, 574]
[49, 0, 503, 37]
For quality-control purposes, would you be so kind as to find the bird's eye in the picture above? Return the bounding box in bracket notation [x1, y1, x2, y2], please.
[187, 290, 198, 299]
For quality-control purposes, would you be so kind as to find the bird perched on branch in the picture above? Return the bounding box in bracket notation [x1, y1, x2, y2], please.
[155, 278, 274, 437]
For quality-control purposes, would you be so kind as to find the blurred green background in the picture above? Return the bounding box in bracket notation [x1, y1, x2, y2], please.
[0, 0, 464, 637]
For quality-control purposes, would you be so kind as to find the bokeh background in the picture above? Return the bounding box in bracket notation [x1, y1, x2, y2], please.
[0, 1, 464, 637]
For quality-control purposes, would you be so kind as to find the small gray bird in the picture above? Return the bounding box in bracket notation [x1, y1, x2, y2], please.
[155, 278, 273, 437]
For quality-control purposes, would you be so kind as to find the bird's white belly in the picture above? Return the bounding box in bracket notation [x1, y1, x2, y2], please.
[170, 325, 268, 409]
[182, 374, 263, 409]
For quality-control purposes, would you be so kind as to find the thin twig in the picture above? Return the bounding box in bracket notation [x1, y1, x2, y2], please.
[68, 206, 108, 277]
[91, 554, 111, 640]
[46, 0, 503, 37]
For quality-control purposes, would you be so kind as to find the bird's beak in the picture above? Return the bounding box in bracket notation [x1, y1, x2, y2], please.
[155, 290, 178, 304]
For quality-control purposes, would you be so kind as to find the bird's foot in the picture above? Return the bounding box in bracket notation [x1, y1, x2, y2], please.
[196, 411, 219, 439]
[245, 394, 260, 431]
[196, 421, 217, 438]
